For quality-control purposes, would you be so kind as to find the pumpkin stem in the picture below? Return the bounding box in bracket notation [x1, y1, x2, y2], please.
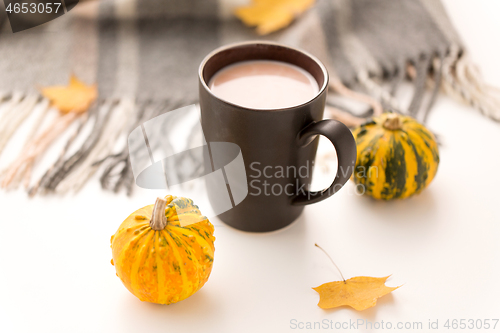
[315, 243, 346, 283]
[150, 197, 168, 231]
[383, 113, 402, 130]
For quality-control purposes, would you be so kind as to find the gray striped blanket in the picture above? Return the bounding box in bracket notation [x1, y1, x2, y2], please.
[0, 0, 497, 195]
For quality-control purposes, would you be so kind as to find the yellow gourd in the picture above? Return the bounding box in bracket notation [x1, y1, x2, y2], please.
[352, 113, 439, 200]
[111, 195, 215, 304]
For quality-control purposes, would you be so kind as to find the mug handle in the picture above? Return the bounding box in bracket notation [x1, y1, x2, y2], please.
[292, 119, 357, 206]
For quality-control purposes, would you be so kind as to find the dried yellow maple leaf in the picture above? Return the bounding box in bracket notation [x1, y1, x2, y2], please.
[313, 276, 399, 311]
[41, 75, 97, 114]
[235, 0, 316, 35]
[313, 244, 399, 311]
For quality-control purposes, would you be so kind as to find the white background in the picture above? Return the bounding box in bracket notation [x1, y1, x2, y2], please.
[1, 0, 500, 332]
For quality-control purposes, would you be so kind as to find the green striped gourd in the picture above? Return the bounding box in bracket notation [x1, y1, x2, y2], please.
[352, 113, 439, 200]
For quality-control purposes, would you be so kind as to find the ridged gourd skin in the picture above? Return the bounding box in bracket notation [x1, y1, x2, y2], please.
[352, 113, 439, 200]
[110, 195, 215, 304]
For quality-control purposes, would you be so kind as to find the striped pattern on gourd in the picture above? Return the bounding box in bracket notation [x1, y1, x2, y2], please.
[352, 113, 439, 200]
[111, 195, 215, 304]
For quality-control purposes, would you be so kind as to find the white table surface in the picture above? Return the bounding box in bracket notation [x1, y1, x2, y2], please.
[1, 1, 500, 332]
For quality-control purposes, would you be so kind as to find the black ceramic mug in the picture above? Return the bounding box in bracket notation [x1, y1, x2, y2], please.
[199, 41, 356, 232]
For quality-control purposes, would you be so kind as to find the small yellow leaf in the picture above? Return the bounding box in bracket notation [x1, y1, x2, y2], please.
[313, 276, 399, 311]
[235, 0, 316, 35]
[41, 75, 97, 114]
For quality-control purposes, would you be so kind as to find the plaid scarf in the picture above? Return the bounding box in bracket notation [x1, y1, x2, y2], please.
[0, 0, 496, 195]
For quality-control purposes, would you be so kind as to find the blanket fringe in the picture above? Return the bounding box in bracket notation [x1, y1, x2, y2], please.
[408, 55, 432, 117]
[0, 93, 38, 157]
[326, 46, 500, 128]
[29, 113, 89, 197]
[56, 99, 134, 194]
[441, 46, 500, 121]
[325, 78, 384, 127]
[357, 71, 402, 113]
[40, 101, 115, 193]
[0, 43, 499, 197]
[1, 106, 80, 190]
